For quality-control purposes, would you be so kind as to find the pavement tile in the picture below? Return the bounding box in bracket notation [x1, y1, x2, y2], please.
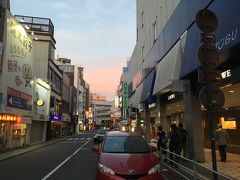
[202, 149, 240, 180]
[149, 142, 240, 180]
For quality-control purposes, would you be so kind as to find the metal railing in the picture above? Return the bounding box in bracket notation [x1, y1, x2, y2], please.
[158, 147, 234, 180]
[14, 15, 54, 35]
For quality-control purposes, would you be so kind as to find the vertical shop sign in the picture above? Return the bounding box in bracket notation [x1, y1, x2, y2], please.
[123, 81, 128, 109]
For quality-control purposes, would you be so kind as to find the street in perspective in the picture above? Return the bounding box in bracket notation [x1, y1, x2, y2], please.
[0, 0, 240, 180]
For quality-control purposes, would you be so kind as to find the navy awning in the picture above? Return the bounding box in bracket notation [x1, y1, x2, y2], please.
[140, 69, 156, 104]
[180, 0, 240, 78]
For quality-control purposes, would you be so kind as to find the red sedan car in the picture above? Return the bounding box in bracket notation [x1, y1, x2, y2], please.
[92, 131, 162, 180]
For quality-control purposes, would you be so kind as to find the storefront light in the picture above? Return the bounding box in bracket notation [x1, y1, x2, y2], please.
[37, 99, 44, 106]
[131, 127, 135, 132]
[24, 25, 30, 29]
[0, 114, 22, 123]
[228, 90, 235, 93]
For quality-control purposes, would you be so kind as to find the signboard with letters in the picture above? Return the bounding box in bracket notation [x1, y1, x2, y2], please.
[123, 81, 128, 109]
[0, 10, 34, 116]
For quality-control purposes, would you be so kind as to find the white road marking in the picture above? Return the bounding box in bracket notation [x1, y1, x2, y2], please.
[67, 138, 73, 140]
[41, 139, 91, 180]
[80, 138, 85, 140]
[59, 141, 87, 144]
[73, 138, 79, 140]
[87, 138, 90, 140]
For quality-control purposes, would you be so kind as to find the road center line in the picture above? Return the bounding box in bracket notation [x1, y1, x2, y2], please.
[41, 139, 91, 180]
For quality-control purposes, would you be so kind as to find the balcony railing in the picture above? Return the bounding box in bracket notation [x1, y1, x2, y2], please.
[15, 15, 54, 36]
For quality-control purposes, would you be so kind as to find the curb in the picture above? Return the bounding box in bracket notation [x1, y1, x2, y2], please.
[0, 137, 69, 161]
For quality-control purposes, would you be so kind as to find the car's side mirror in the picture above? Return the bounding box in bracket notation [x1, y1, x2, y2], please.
[92, 146, 100, 153]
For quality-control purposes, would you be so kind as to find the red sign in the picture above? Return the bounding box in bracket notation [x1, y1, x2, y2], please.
[0, 114, 22, 123]
[8, 87, 32, 101]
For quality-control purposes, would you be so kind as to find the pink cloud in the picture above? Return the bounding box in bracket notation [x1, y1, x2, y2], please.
[84, 66, 122, 100]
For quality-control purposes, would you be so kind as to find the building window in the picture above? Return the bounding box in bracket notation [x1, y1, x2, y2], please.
[48, 68, 52, 82]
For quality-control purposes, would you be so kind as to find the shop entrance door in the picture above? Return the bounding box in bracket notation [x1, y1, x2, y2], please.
[0, 123, 12, 149]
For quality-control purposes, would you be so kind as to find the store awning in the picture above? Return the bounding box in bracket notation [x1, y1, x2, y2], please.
[140, 69, 156, 103]
[153, 40, 183, 95]
[132, 83, 143, 107]
[128, 90, 135, 107]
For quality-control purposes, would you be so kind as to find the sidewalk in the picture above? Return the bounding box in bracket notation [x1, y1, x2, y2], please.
[202, 149, 240, 180]
[0, 136, 68, 161]
[149, 142, 240, 180]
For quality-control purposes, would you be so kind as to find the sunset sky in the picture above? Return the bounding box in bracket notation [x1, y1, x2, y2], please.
[11, 0, 136, 100]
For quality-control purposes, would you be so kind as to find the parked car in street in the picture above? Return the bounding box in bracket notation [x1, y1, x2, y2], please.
[92, 131, 162, 180]
[93, 129, 107, 144]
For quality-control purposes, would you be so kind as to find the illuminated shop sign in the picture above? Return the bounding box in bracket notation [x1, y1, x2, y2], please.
[168, 94, 175, 100]
[0, 114, 22, 123]
[50, 115, 62, 121]
[148, 103, 156, 109]
[220, 117, 236, 130]
[221, 70, 231, 79]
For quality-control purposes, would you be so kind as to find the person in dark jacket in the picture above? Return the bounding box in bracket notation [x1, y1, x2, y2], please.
[168, 123, 182, 167]
[178, 122, 188, 158]
[157, 125, 167, 160]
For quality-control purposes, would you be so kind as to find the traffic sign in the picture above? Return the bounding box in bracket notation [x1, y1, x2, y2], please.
[199, 84, 225, 109]
[195, 9, 218, 33]
[198, 44, 220, 68]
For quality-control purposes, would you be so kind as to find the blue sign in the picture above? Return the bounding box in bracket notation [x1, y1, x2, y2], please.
[7, 95, 31, 111]
[50, 115, 62, 121]
[122, 67, 128, 73]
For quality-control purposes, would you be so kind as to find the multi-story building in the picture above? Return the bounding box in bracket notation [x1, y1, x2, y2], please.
[123, 0, 240, 162]
[55, 58, 89, 131]
[15, 15, 63, 141]
[92, 100, 114, 127]
[0, 4, 36, 148]
[90, 93, 107, 102]
[61, 73, 70, 136]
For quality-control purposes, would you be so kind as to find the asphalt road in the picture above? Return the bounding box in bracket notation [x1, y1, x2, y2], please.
[0, 130, 190, 180]
[0, 132, 98, 180]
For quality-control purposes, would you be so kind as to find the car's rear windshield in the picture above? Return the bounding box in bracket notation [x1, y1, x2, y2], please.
[103, 136, 150, 153]
[97, 129, 106, 134]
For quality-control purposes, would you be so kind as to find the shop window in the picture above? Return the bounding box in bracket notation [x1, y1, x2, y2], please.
[12, 124, 26, 138]
[220, 117, 237, 130]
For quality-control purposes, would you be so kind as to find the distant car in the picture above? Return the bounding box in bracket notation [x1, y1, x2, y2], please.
[93, 129, 107, 144]
[92, 131, 162, 180]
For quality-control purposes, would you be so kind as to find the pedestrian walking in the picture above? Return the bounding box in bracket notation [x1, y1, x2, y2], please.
[157, 126, 167, 161]
[178, 122, 188, 158]
[214, 123, 230, 162]
[168, 123, 182, 167]
[151, 126, 156, 138]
